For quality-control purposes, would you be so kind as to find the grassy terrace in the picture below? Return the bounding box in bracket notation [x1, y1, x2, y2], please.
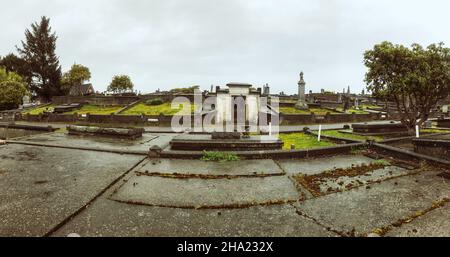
[319, 129, 385, 142]
[278, 106, 338, 115]
[121, 102, 196, 116]
[278, 132, 336, 150]
[22, 104, 55, 115]
[335, 107, 369, 114]
[64, 105, 124, 115]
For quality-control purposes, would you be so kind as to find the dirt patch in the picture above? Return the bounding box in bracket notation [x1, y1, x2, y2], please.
[134, 171, 284, 179]
[292, 160, 418, 197]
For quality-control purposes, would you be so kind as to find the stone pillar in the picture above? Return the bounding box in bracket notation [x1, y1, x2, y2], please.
[295, 71, 308, 110]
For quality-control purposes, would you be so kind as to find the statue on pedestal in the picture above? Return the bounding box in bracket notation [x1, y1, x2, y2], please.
[295, 71, 308, 110]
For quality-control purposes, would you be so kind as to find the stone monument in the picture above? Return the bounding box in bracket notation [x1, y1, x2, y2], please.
[295, 71, 308, 110]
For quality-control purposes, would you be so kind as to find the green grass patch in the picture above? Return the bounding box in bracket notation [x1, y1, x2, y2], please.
[278, 132, 336, 150]
[201, 151, 240, 162]
[320, 129, 384, 142]
[362, 104, 383, 109]
[121, 102, 196, 116]
[22, 104, 55, 115]
[64, 105, 124, 115]
[335, 107, 369, 114]
[373, 159, 391, 166]
[278, 106, 338, 115]
[421, 128, 450, 133]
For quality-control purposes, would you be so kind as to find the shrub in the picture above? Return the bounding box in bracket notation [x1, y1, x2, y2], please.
[145, 98, 164, 106]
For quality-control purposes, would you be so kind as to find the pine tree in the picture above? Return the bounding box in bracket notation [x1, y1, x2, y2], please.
[17, 16, 63, 101]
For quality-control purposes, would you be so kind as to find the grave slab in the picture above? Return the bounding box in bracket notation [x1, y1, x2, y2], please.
[0, 144, 144, 236]
[110, 175, 300, 208]
[294, 171, 450, 236]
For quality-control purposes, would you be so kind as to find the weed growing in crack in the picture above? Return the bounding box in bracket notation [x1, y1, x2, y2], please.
[201, 151, 240, 162]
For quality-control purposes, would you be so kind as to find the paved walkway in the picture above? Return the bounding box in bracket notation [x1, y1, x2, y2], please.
[1, 129, 449, 237]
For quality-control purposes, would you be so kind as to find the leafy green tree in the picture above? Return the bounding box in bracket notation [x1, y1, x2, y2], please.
[107, 75, 134, 93]
[61, 64, 91, 92]
[17, 16, 62, 101]
[0, 67, 28, 110]
[364, 41, 450, 132]
[0, 53, 31, 86]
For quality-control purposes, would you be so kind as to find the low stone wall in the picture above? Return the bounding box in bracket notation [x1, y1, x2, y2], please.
[52, 95, 140, 106]
[16, 111, 382, 126]
[371, 143, 450, 166]
[52, 94, 202, 106]
[280, 112, 381, 125]
[158, 142, 365, 159]
[0, 112, 16, 123]
[437, 119, 450, 128]
[16, 112, 185, 126]
[413, 138, 450, 161]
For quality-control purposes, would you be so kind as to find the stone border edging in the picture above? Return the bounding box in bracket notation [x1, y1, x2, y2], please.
[5, 140, 148, 156]
[0, 123, 56, 131]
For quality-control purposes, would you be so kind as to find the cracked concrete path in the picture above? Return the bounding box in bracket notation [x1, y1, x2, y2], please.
[2, 135, 450, 237]
[135, 158, 285, 176]
[0, 144, 144, 236]
[277, 155, 376, 175]
[109, 175, 300, 208]
[51, 200, 336, 237]
[294, 170, 450, 236]
[385, 201, 450, 237]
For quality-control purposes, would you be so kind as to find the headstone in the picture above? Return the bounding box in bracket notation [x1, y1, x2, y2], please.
[443, 105, 448, 113]
[22, 95, 30, 104]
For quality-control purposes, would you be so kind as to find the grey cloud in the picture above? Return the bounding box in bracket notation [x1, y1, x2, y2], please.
[1, 0, 449, 94]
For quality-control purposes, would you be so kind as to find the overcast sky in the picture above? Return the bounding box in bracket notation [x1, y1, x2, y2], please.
[1, 0, 449, 94]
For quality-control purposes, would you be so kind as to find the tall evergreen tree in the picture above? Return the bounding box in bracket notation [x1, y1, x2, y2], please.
[17, 16, 62, 101]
